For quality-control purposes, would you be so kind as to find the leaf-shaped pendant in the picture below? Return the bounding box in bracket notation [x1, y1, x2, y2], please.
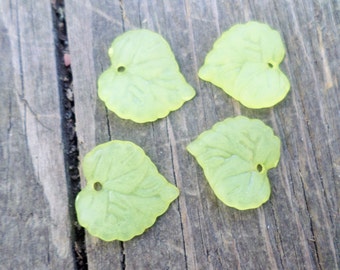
[75, 140, 179, 241]
[98, 29, 196, 123]
[199, 21, 290, 108]
[187, 116, 280, 210]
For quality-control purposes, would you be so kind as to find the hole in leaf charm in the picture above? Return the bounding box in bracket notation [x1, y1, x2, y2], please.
[257, 164, 263, 173]
[93, 182, 102, 191]
[117, 66, 126, 72]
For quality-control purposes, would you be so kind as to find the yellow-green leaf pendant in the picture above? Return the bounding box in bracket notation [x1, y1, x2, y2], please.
[199, 21, 290, 108]
[98, 29, 196, 123]
[187, 116, 281, 210]
[76, 140, 179, 241]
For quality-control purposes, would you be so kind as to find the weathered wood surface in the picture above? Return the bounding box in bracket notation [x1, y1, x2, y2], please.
[66, 0, 339, 269]
[0, 1, 74, 269]
[1, 0, 339, 269]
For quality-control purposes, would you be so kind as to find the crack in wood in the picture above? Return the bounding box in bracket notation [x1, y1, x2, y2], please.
[119, 0, 126, 31]
[105, 107, 112, 142]
[51, 1, 87, 269]
[167, 119, 189, 270]
[16, 93, 53, 131]
[120, 241, 126, 270]
[299, 170, 322, 269]
[269, 201, 286, 269]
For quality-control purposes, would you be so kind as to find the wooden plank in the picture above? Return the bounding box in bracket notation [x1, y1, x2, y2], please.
[0, 1, 74, 268]
[64, 1, 123, 269]
[66, 0, 339, 269]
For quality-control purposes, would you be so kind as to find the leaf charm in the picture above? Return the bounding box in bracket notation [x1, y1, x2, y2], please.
[98, 29, 196, 123]
[76, 140, 179, 241]
[199, 21, 290, 108]
[187, 116, 281, 210]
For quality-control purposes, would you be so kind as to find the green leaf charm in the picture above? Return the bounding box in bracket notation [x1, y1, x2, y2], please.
[199, 21, 290, 108]
[187, 116, 280, 210]
[98, 29, 196, 123]
[75, 140, 179, 241]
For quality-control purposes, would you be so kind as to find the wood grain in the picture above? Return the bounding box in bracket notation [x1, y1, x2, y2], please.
[0, 0, 74, 268]
[66, 0, 340, 269]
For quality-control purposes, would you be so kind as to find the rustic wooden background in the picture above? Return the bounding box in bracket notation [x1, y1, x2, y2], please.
[1, 0, 339, 269]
